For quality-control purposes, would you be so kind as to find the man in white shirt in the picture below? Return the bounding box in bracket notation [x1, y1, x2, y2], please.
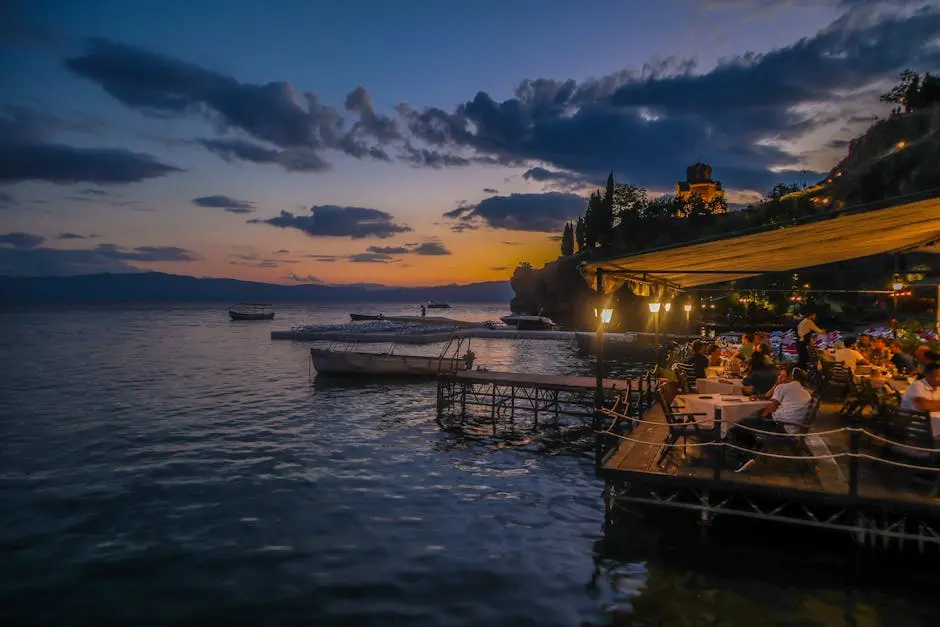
[901, 363, 940, 413]
[728, 369, 814, 472]
[834, 337, 869, 372]
[796, 312, 824, 369]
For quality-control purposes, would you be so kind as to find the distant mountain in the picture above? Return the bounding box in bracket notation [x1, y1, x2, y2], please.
[0, 272, 514, 304]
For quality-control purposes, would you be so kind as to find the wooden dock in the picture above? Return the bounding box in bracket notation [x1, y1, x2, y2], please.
[437, 370, 637, 429]
[600, 400, 940, 551]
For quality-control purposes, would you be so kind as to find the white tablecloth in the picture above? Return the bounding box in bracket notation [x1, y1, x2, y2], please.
[696, 378, 745, 395]
[676, 394, 771, 436]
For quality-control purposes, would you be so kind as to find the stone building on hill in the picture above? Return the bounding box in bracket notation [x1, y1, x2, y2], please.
[676, 163, 724, 203]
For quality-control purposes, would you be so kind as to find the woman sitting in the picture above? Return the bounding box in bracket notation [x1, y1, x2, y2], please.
[742, 352, 779, 395]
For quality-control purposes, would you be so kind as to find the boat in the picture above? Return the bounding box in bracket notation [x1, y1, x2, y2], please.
[311, 338, 475, 377]
[499, 313, 555, 330]
[426, 301, 452, 309]
[349, 313, 385, 321]
[228, 303, 275, 320]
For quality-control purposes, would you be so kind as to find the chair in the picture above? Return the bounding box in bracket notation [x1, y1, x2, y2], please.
[876, 406, 940, 495]
[656, 391, 709, 467]
[674, 363, 698, 393]
[758, 396, 821, 459]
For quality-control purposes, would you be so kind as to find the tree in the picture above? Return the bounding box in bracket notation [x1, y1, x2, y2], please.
[644, 195, 676, 220]
[767, 182, 802, 201]
[613, 182, 648, 224]
[575, 216, 586, 251]
[583, 191, 601, 248]
[598, 172, 616, 247]
[880, 69, 940, 113]
[560, 222, 574, 256]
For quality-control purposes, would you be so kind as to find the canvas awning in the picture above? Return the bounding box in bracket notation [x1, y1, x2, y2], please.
[582, 196, 940, 294]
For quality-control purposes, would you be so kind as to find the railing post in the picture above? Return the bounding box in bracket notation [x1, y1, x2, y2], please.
[712, 407, 723, 482]
[849, 417, 860, 499]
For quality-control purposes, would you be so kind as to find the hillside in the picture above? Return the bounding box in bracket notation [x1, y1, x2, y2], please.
[511, 104, 940, 328]
[0, 272, 514, 304]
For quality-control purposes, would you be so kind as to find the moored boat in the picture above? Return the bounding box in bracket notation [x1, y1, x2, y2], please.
[228, 303, 275, 320]
[499, 313, 555, 330]
[349, 313, 385, 321]
[311, 347, 472, 377]
[426, 301, 452, 309]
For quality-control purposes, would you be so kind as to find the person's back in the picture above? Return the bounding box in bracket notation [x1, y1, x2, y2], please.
[834, 338, 867, 371]
[771, 379, 812, 427]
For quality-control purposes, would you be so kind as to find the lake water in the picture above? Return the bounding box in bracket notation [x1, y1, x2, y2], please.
[1, 303, 939, 626]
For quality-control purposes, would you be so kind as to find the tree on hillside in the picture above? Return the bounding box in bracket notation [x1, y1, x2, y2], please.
[561, 222, 574, 256]
[613, 182, 648, 224]
[583, 191, 602, 248]
[575, 216, 586, 251]
[598, 172, 616, 247]
[644, 195, 677, 220]
[881, 69, 940, 114]
[768, 183, 802, 201]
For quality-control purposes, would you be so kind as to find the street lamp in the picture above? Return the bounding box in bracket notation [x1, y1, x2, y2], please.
[683, 302, 692, 330]
[649, 301, 662, 366]
[664, 302, 672, 312]
[594, 308, 614, 324]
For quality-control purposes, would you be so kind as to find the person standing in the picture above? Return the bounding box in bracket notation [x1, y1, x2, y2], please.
[796, 310, 824, 370]
[420, 305, 426, 317]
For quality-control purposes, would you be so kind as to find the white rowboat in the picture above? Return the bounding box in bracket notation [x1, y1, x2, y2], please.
[310, 347, 469, 377]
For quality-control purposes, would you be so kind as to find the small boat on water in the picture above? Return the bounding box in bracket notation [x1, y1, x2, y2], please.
[499, 313, 555, 330]
[311, 338, 475, 377]
[427, 301, 452, 309]
[228, 303, 275, 321]
[349, 313, 385, 321]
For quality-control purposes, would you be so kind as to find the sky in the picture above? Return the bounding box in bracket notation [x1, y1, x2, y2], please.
[1, 0, 938, 286]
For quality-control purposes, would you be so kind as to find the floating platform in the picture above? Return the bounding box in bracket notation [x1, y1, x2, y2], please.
[599, 399, 940, 552]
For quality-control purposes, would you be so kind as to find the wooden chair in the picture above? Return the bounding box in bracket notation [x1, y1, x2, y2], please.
[759, 396, 822, 461]
[674, 363, 698, 393]
[656, 390, 709, 467]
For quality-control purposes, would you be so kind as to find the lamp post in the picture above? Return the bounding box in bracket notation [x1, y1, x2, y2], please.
[649, 300, 662, 366]
[891, 274, 905, 339]
[683, 302, 692, 331]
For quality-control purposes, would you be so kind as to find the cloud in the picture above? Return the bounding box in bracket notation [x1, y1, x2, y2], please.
[0, 191, 16, 207]
[192, 194, 256, 214]
[94, 243, 198, 262]
[0, 142, 182, 185]
[364, 241, 451, 256]
[483, 188, 499, 194]
[348, 252, 396, 263]
[444, 192, 585, 232]
[522, 167, 592, 190]
[66, 40, 395, 172]
[396, 7, 940, 192]
[502, 241, 520, 246]
[197, 138, 331, 172]
[0, 232, 45, 248]
[490, 266, 509, 271]
[305, 254, 340, 262]
[57, 232, 98, 240]
[0, 247, 138, 276]
[249, 205, 411, 239]
[274, 249, 290, 254]
[0, 106, 180, 185]
[284, 273, 320, 283]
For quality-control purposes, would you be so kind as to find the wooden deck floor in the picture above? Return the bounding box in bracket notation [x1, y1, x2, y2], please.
[602, 401, 940, 508]
[451, 370, 633, 393]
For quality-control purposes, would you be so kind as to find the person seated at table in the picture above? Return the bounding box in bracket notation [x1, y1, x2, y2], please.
[857, 333, 874, 356]
[912, 346, 940, 378]
[727, 368, 814, 473]
[707, 344, 723, 368]
[732, 333, 754, 361]
[834, 337, 869, 371]
[889, 342, 918, 374]
[900, 362, 940, 412]
[741, 353, 779, 396]
[751, 341, 774, 367]
[685, 341, 709, 379]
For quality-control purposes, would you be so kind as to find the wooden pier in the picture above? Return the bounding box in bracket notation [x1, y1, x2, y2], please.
[599, 397, 940, 551]
[436, 370, 634, 428]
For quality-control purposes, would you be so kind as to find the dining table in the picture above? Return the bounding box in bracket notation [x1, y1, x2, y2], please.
[676, 393, 772, 437]
[696, 377, 746, 396]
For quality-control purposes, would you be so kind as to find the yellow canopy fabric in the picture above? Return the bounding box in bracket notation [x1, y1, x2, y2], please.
[582, 196, 940, 293]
